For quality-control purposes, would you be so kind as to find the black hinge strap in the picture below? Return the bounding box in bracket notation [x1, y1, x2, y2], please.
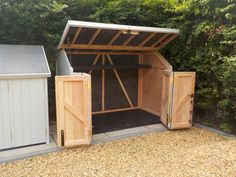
[61, 130, 65, 146]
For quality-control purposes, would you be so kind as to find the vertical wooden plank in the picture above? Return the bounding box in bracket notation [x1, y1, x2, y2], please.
[56, 76, 64, 146]
[102, 55, 105, 111]
[138, 53, 143, 107]
[87, 75, 92, 142]
[160, 71, 172, 127]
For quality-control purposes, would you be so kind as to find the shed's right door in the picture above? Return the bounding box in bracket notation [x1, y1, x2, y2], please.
[170, 72, 195, 129]
[56, 74, 92, 147]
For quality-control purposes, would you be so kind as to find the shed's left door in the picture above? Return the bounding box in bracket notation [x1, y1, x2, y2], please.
[56, 74, 92, 147]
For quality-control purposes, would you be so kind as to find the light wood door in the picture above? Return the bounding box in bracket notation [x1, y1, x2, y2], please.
[56, 74, 92, 147]
[170, 72, 195, 129]
[161, 71, 173, 127]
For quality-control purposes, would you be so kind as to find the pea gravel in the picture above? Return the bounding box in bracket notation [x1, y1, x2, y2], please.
[1, 127, 236, 177]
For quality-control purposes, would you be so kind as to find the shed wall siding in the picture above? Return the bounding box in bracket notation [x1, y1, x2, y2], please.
[0, 78, 49, 150]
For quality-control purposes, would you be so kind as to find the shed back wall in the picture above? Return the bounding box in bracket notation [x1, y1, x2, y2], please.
[70, 54, 138, 112]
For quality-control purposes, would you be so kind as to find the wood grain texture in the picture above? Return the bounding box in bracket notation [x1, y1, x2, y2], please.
[140, 53, 172, 116]
[55, 75, 92, 147]
[170, 72, 195, 129]
[160, 71, 173, 127]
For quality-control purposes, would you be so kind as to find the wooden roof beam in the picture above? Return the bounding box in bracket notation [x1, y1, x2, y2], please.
[66, 51, 140, 55]
[88, 29, 101, 45]
[157, 34, 178, 50]
[139, 33, 156, 46]
[151, 33, 170, 47]
[61, 44, 156, 51]
[72, 28, 82, 44]
[122, 34, 136, 46]
[108, 31, 122, 45]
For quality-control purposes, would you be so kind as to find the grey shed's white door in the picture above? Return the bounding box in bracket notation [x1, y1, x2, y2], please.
[0, 78, 49, 150]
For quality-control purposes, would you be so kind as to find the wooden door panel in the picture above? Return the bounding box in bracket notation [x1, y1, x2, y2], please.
[161, 71, 172, 126]
[170, 72, 195, 129]
[56, 74, 92, 147]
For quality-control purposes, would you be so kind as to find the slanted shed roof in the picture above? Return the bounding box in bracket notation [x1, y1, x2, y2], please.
[58, 20, 179, 52]
[0, 45, 51, 78]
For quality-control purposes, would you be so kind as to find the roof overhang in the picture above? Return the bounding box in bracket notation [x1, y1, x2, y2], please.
[58, 20, 179, 52]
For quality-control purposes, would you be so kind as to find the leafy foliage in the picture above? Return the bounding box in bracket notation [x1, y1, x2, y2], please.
[0, 0, 235, 132]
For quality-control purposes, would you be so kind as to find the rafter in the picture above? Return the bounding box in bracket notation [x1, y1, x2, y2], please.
[88, 29, 101, 45]
[108, 31, 122, 45]
[157, 34, 178, 50]
[139, 33, 156, 46]
[72, 28, 82, 44]
[122, 34, 136, 46]
[151, 33, 170, 47]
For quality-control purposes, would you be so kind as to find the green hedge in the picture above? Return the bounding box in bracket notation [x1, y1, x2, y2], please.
[0, 0, 235, 133]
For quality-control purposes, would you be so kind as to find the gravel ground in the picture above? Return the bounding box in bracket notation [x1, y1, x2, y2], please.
[1, 127, 236, 177]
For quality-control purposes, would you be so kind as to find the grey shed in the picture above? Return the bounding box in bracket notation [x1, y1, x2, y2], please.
[0, 45, 51, 150]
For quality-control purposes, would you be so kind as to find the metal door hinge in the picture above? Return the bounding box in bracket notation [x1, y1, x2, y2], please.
[167, 113, 169, 125]
[61, 130, 65, 146]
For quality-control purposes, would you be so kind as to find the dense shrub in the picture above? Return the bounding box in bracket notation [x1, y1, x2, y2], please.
[0, 0, 235, 132]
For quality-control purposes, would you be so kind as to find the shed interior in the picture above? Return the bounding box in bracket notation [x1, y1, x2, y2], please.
[68, 53, 166, 133]
[57, 20, 179, 136]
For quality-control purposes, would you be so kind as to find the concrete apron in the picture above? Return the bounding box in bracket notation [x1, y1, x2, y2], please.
[0, 124, 166, 163]
[1, 123, 233, 164]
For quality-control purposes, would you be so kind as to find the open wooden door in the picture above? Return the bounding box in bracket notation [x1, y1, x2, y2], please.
[161, 71, 173, 127]
[56, 74, 92, 147]
[170, 72, 195, 129]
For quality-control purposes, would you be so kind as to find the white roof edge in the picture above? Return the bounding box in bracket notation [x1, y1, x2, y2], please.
[0, 73, 51, 79]
[41, 46, 51, 76]
[68, 20, 180, 33]
[58, 20, 179, 49]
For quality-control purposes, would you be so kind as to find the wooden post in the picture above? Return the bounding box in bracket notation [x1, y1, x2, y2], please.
[102, 55, 105, 111]
[138, 53, 143, 107]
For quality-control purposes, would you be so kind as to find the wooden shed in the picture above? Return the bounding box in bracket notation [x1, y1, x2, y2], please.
[0, 45, 51, 150]
[56, 21, 195, 147]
